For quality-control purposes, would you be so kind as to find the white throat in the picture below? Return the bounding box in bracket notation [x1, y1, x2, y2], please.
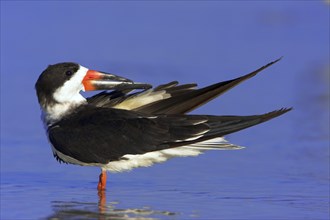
[43, 65, 89, 124]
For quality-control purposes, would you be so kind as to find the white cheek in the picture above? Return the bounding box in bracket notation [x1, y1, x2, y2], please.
[44, 65, 89, 123]
[53, 65, 88, 103]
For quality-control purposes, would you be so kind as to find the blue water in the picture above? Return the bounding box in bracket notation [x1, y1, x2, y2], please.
[1, 2, 329, 219]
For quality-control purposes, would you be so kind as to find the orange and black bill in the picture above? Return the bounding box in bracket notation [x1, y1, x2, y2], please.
[82, 70, 152, 91]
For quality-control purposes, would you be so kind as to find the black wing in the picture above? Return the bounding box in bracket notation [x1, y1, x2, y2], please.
[48, 105, 291, 164]
[87, 58, 282, 114]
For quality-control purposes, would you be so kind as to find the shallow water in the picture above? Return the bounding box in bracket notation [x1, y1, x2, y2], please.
[1, 2, 329, 220]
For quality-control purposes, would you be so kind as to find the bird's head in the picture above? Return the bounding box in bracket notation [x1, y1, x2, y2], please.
[35, 62, 151, 122]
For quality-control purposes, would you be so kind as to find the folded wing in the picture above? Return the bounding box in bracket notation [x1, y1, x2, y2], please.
[48, 106, 291, 165]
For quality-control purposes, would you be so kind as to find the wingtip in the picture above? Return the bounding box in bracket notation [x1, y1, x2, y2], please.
[278, 107, 293, 113]
[242, 56, 284, 80]
[273, 56, 284, 64]
[262, 56, 283, 69]
[261, 107, 293, 122]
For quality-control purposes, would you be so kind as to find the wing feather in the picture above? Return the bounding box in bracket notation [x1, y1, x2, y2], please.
[86, 58, 282, 115]
[134, 58, 282, 114]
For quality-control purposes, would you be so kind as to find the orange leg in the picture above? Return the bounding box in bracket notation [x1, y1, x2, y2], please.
[97, 170, 107, 191]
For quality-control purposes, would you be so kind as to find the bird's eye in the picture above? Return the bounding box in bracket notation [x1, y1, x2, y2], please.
[65, 70, 73, 76]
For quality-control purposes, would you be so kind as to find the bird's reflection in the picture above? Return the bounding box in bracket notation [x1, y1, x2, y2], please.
[97, 190, 107, 217]
[46, 190, 176, 220]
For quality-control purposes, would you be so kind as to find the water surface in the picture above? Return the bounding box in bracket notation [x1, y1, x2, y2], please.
[1, 2, 329, 219]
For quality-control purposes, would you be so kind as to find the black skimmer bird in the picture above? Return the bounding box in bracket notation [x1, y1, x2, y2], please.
[35, 58, 291, 191]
